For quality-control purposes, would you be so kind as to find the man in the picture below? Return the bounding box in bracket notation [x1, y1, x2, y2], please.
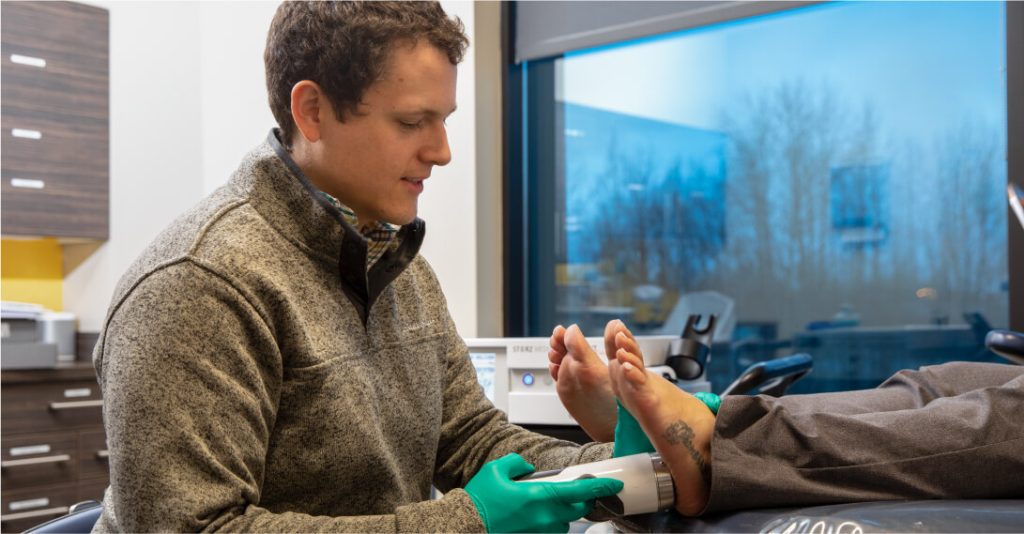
[93, 3, 621, 531]
[549, 320, 1024, 516]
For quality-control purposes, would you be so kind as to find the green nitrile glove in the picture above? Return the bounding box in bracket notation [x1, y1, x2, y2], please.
[465, 453, 624, 533]
[613, 400, 655, 457]
[694, 391, 721, 415]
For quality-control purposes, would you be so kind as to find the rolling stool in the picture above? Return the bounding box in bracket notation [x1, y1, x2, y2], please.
[23, 500, 101, 533]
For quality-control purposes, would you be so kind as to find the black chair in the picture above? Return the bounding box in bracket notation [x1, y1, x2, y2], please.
[719, 353, 813, 397]
[23, 500, 101, 533]
[986, 328, 1024, 364]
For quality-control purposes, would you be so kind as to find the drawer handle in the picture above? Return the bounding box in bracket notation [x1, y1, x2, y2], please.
[10, 177, 45, 190]
[10, 54, 47, 68]
[49, 400, 103, 411]
[1, 454, 71, 468]
[64, 387, 92, 398]
[1, 506, 69, 522]
[11, 128, 42, 140]
[10, 444, 51, 457]
[96, 450, 109, 460]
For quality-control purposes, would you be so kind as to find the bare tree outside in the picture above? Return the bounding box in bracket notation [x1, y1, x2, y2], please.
[567, 79, 1005, 338]
[709, 80, 1005, 334]
[926, 121, 1006, 319]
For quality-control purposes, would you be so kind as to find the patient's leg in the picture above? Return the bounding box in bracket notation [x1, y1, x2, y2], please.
[609, 334, 716, 516]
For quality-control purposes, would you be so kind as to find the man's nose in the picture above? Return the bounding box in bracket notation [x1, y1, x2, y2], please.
[423, 125, 452, 166]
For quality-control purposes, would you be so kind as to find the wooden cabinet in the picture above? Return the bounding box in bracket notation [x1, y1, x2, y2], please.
[1, 364, 108, 532]
[1, 1, 109, 240]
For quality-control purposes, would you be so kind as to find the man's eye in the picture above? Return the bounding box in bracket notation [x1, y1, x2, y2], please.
[400, 120, 423, 129]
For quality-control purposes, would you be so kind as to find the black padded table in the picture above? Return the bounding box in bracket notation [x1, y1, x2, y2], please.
[610, 500, 1024, 533]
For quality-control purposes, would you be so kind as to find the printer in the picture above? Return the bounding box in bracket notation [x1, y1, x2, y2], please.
[1, 301, 74, 369]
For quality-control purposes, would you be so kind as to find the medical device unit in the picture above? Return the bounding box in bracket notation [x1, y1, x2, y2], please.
[518, 452, 674, 517]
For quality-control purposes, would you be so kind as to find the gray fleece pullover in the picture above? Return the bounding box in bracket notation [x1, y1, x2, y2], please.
[92, 130, 612, 532]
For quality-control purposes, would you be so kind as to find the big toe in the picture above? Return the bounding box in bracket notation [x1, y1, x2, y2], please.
[565, 325, 597, 359]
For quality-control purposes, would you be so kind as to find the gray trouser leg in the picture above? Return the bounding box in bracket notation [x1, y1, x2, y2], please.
[704, 362, 1024, 512]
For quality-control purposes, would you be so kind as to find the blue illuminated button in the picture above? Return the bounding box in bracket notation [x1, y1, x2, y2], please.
[522, 372, 535, 386]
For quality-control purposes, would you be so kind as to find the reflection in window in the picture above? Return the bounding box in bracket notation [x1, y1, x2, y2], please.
[830, 163, 889, 247]
[545, 1, 1008, 392]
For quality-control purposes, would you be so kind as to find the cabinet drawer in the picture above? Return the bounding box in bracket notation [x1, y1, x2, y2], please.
[0, 2, 108, 120]
[1, 431, 78, 489]
[1, 166, 108, 239]
[2, 110, 108, 177]
[78, 429, 109, 481]
[0, 483, 78, 533]
[1, 380, 103, 434]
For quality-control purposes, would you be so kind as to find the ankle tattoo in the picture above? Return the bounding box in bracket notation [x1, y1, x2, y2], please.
[663, 420, 712, 486]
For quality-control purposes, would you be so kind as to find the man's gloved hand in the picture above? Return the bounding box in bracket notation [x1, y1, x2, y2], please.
[465, 453, 624, 533]
[613, 400, 655, 457]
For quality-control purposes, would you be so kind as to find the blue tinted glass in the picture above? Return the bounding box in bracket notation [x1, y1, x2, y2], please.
[550, 1, 1008, 392]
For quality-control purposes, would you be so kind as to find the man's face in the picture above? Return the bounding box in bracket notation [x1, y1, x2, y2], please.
[311, 42, 456, 226]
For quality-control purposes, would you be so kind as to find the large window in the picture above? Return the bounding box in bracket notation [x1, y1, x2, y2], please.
[506, 1, 1018, 393]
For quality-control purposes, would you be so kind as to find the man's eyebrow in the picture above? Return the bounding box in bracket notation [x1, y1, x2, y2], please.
[400, 105, 458, 118]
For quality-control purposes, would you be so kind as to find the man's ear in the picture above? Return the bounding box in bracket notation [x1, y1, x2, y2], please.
[291, 80, 325, 143]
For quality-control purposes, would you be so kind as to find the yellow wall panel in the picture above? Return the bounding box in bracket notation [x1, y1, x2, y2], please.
[0, 238, 63, 311]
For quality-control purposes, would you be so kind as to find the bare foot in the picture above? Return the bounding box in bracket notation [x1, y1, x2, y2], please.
[548, 323, 622, 442]
[609, 345, 716, 516]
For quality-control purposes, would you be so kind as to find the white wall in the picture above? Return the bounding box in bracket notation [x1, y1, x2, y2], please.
[65, 1, 480, 338]
[198, 2, 280, 195]
[65, 1, 206, 332]
[420, 1, 478, 337]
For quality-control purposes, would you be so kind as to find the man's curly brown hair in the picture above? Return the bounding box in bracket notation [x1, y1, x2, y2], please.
[264, 1, 469, 148]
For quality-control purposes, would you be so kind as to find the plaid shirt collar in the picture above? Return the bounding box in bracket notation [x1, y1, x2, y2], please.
[318, 191, 400, 268]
